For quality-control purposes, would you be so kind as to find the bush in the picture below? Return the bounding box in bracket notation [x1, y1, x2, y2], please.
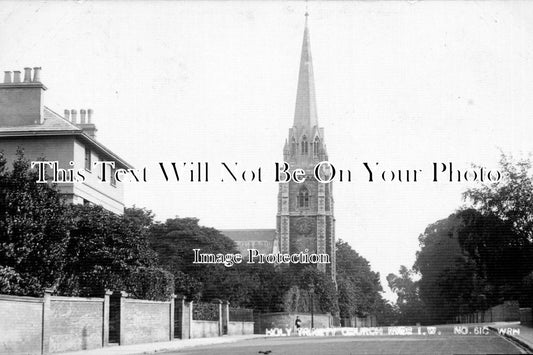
[126, 266, 175, 301]
[193, 302, 219, 321]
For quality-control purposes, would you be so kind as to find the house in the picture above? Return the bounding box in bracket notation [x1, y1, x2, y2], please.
[0, 67, 132, 214]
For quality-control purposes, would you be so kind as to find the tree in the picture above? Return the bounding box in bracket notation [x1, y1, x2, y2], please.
[464, 154, 533, 241]
[413, 209, 526, 323]
[58, 204, 172, 300]
[464, 154, 533, 306]
[149, 217, 244, 302]
[387, 266, 427, 325]
[0, 150, 70, 296]
[336, 240, 383, 319]
[455, 208, 530, 303]
[414, 214, 475, 324]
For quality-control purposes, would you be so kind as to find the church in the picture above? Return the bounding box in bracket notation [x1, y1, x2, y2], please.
[222, 14, 337, 282]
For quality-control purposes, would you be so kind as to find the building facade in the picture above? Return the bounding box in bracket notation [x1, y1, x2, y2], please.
[223, 15, 336, 281]
[276, 14, 336, 280]
[0, 67, 132, 214]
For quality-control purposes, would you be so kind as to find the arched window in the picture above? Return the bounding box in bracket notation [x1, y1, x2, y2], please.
[297, 186, 309, 208]
[291, 137, 297, 156]
[301, 136, 308, 155]
[313, 137, 320, 156]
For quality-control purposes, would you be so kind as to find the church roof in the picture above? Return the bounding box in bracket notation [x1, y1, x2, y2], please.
[220, 229, 276, 242]
[293, 14, 318, 129]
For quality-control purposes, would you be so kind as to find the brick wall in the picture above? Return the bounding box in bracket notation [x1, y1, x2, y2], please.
[0, 291, 108, 355]
[228, 321, 254, 335]
[122, 299, 171, 345]
[0, 295, 43, 355]
[190, 320, 219, 338]
[48, 297, 104, 353]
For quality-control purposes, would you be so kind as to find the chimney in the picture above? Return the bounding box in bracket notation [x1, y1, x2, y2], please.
[33, 67, 41, 82]
[0, 67, 47, 126]
[70, 109, 77, 123]
[23, 68, 32, 82]
[13, 71, 21, 83]
[3, 71, 12, 83]
[64, 109, 70, 121]
[77, 108, 97, 138]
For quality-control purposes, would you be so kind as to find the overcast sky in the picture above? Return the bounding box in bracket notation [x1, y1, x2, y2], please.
[2, 1, 533, 301]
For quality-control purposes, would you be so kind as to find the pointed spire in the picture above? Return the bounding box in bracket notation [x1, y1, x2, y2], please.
[293, 13, 318, 129]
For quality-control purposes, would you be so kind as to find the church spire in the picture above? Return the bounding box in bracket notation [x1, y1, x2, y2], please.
[293, 13, 318, 129]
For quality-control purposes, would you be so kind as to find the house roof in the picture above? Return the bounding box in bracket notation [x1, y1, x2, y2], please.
[220, 229, 276, 242]
[0, 106, 133, 169]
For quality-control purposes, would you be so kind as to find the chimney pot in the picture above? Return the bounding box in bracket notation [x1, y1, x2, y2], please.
[70, 109, 77, 123]
[32, 67, 41, 82]
[64, 110, 71, 120]
[13, 71, 21, 83]
[80, 109, 87, 124]
[87, 109, 93, 123]
[23, 67, 32, 83]
[3, 71, 12, 83]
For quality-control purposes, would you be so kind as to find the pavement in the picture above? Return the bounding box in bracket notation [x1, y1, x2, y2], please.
[59, 335, 267, 355]
[488, 321, 533, 353]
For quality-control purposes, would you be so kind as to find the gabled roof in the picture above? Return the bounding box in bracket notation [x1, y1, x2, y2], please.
[220, 229, 276, 242]
[0, 107, 133, 169]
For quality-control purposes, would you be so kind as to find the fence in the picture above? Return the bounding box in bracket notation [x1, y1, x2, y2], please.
[454, 301, 520, 324]
[340, 315, 377, 328]
[0, 291, 254, 354]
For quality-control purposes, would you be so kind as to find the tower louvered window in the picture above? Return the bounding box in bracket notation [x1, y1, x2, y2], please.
[301, 136, 308, 155]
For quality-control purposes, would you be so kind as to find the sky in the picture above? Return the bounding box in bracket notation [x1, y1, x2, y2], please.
[1, 0, 533, 301]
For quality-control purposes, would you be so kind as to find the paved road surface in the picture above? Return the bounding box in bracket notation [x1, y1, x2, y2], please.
[166, 325, 525, 355]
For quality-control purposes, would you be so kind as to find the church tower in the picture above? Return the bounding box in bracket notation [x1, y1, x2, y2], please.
[276, 14, 336, 282]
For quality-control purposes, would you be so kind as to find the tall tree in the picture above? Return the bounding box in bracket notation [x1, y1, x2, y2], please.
[59, 204, 171, 299]
[465, 154, 533, 241]
[414, 214, 476, 324]
[336, 240, 383, 319]
[387, 266, 427, 325]
[150, 217, 246, 302]
[464, 154, 533, 306]
[0, 150, 70, 296]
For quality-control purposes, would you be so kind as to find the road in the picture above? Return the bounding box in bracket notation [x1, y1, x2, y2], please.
[166, 325, 526, 355]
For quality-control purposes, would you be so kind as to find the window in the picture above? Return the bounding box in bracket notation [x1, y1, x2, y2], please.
[291, 138, 297, 156]
[301, 136, 308, 155]
[110, 167, 117, 187]
[313, 137, 320, 156]
[297, 186, 309, 208]
[84, 147, 91, 171]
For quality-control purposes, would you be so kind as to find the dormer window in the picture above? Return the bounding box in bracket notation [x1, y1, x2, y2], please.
[297, 186, 309, 208]
[301, 136, 308, 155]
